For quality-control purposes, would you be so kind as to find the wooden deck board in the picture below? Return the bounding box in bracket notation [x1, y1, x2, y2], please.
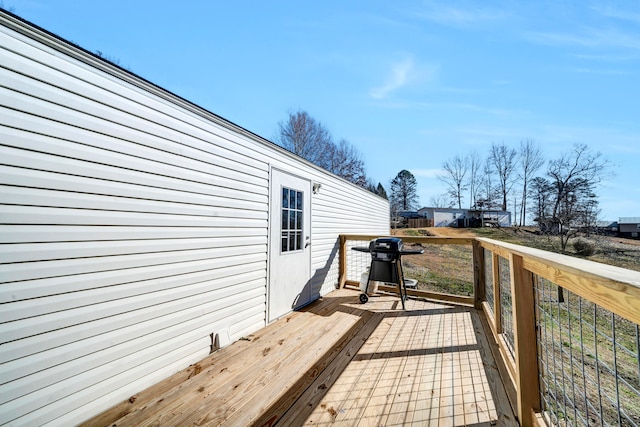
[82, 289, 518, 427]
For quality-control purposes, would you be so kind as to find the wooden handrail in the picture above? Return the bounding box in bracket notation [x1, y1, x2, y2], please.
[339, 234, 473, 245]
[476, 237, 640, 325]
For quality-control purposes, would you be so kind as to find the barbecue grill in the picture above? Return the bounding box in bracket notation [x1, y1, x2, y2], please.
[351, 237, 423, 310]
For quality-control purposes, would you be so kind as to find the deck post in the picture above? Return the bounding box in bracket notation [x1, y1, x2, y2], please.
[472, 240, 485, 310]
[339, 235, 347, 288]
[510, 253, 541, 426]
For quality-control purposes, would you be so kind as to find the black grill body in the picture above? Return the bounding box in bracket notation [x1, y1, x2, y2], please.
[369, 237, 403, 283]
[352, 237, 423, 309]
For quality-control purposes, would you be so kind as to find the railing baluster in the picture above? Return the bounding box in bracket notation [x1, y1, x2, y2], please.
[636, 325, 640, 391]
[579, 298, 590, 426]
[594, 305, 604, 427]
[557, 284, 568, 426]
[611, 313, 622, 426]
[567, 292, 578, 425]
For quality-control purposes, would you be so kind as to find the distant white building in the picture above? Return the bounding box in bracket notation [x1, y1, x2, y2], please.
[418, 207, 511, 228]
[619, 217, 640, 238]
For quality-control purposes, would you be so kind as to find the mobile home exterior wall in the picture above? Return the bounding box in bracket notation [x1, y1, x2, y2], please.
[0, 12, 389, 426]
[418, 207, 511, 228]
[619, 217, 640, 238]
[418, 207, 464, 227]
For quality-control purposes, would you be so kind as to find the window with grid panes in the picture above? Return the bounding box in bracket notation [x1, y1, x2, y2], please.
[281, 187, 303, 252]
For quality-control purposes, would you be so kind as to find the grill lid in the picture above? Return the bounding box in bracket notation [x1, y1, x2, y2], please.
[368, 237, 403, 253]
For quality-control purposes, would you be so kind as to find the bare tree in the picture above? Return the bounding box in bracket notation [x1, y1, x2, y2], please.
[325, 139, 367, 186]
[477, 158, 499, 210]
[545, 143, 612, 251]
[529, 176, 552, 227]
[277, 110, 333, 168]
[429, 193, 450, 208]
[438, 155, 468, 209]
[277, 110, 371, 188]
[517, 139, 544, 226]
[467, 151, 483, 209]
[489, 143, 518, 211]
[554, 178, 602, 251]
[95, 50, 122, 66]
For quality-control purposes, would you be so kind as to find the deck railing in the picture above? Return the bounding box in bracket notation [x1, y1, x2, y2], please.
[339, 235, 640, 427]
[339, 234, 476, 306]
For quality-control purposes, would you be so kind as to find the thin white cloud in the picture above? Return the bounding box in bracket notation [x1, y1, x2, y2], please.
[369, 58, 415, 99]
[609, 143, 640, 154]
[525, 31, 598, 48]
[571, 53, 637, 62]
[418, 124, 532, 148]
[526, 28, 640, 50]
[372, 99, 529, 118]
[591, 5, 640, 25]
[411, 168, 444, 179]
[415, 4, 506, 27]
[416, 101, 529, 118]
[571, 67, 630, 75]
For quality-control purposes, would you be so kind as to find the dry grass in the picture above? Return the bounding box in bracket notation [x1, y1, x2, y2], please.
[470, 226, 640, 272]
[402, 243, 474, 296]
[396, 226, 640, 273]
[536, 280, 640, 426]
[391, 226, 640, 297]
[392, 228, 475, 296]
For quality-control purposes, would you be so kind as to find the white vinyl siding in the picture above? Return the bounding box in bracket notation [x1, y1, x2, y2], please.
[309, 179, 389, 295]
[0, 13, 389, 426]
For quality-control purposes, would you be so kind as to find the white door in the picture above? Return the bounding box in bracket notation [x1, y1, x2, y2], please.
[268, 169, 312, 322]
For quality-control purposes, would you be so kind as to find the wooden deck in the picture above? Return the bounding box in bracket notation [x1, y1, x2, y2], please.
[83, 289, 517, 426]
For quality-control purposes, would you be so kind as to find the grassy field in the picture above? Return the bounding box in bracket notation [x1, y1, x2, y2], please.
[395, 226, 640, 272]
[391, 227, 476, 296]
[470, 226, 640, 272]
[401, 242, 474, 296]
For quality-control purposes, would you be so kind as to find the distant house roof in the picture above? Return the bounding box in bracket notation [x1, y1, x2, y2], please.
[619, 217, 640, 224]
[418, 207, 510, 214]
[397, 210, 422, 218]
[596, 221, 618, 228]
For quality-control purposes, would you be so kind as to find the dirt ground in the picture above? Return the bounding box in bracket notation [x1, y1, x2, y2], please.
[392, 227, 477, 238]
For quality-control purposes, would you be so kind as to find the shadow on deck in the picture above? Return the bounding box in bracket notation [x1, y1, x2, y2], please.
[83, 289, 518, 426]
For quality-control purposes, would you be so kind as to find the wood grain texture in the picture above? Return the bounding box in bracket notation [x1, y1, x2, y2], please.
[81, 289, 516, 426]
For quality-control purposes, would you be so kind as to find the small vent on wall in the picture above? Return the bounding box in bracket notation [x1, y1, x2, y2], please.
[210, 329, 231, 354]
[210, 333, 220, 354]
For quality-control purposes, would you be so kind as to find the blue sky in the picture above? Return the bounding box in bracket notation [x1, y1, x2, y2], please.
[9, 1, 640, 221]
